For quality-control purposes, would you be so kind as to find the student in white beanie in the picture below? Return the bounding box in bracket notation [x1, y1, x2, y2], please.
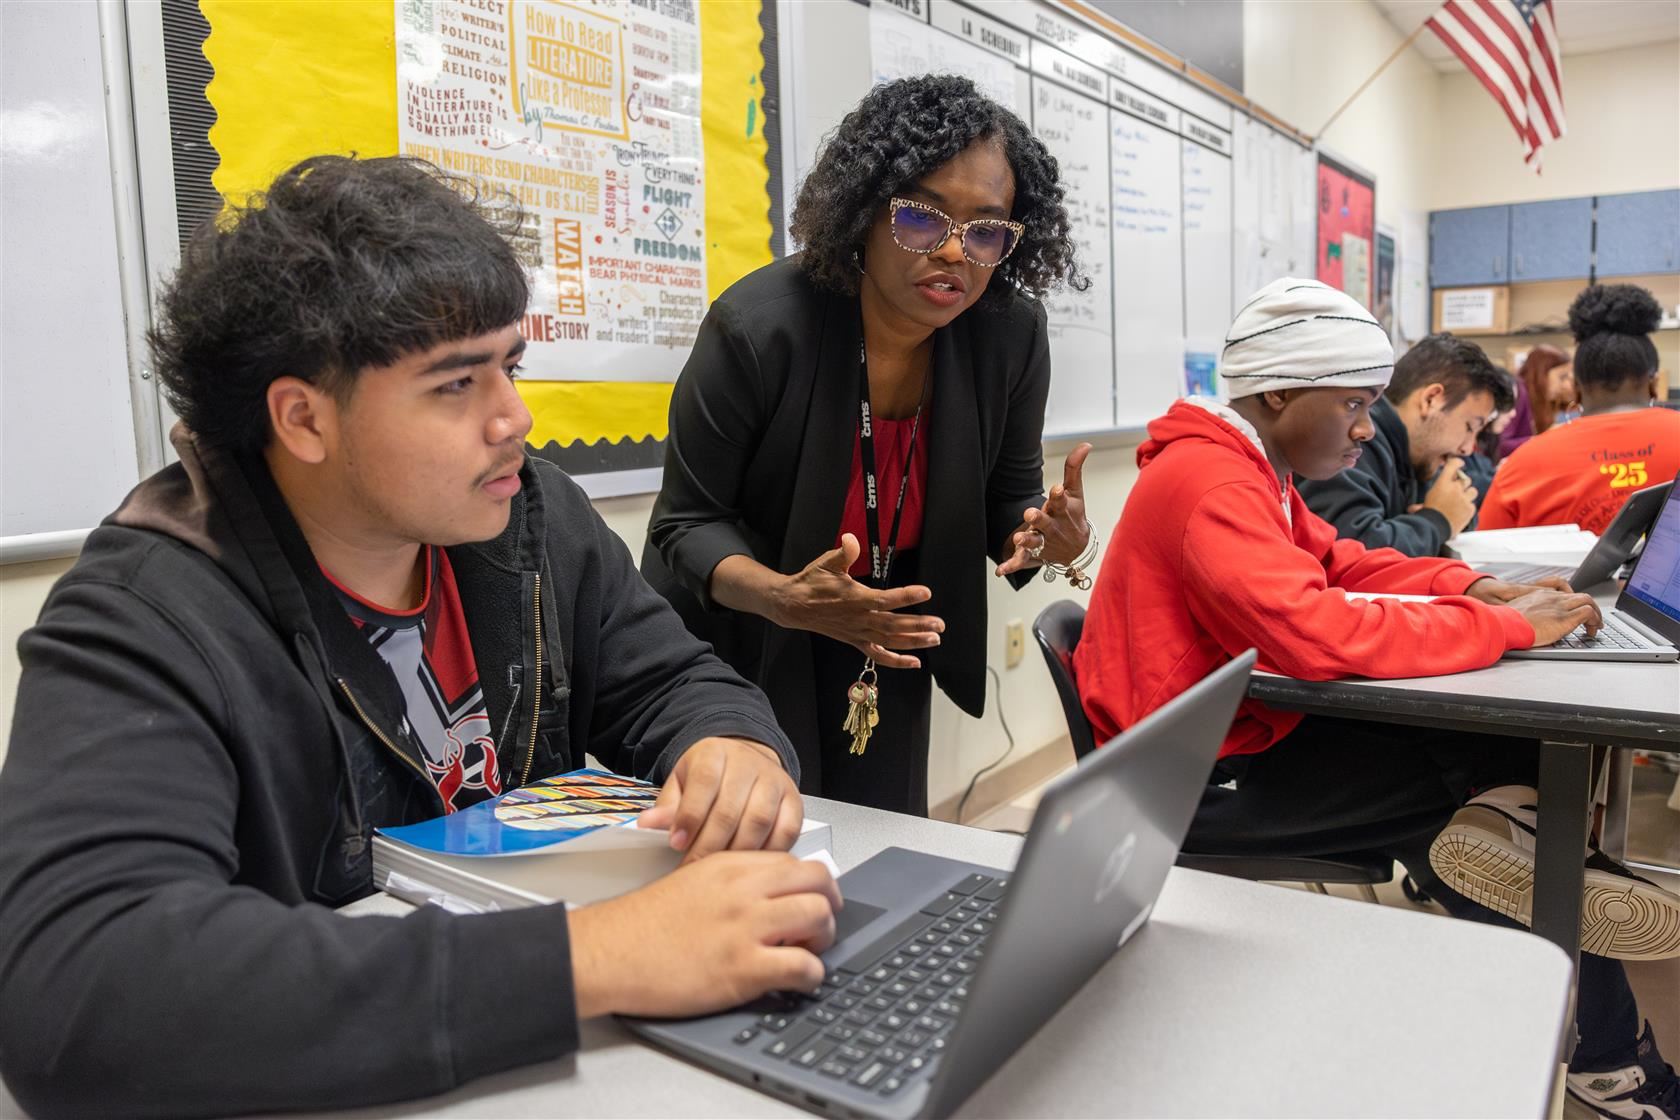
[1073, 277, 1680, 1114]
[1180, 277, 1397, 486]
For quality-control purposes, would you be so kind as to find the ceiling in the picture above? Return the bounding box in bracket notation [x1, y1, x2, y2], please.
[1371, 0, 1680, 70]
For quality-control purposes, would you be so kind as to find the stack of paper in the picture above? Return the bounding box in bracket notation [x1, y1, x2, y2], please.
[1448, 525, 1598, 567]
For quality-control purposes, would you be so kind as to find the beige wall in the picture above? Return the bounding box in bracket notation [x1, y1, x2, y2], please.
[0, 557, 76, 768]
[1432, 40, 1680, 210]
[1244, 0, 1442, 229]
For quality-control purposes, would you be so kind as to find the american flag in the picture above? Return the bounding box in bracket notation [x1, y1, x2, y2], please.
[1425, 0, 1566, 169]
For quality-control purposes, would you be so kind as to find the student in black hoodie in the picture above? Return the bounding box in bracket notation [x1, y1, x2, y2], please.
[1299, 332, 1515, 557]
[0, 156, 839, 1119]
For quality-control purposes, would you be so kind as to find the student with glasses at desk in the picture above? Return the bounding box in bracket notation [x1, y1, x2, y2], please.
[644, 75, 1096, 816]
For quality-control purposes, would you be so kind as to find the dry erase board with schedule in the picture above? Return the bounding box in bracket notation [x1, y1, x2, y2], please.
[784, 0, 1322, 440]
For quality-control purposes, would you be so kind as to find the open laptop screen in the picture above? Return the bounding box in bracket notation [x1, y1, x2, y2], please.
[1625, 481, 1680, 628]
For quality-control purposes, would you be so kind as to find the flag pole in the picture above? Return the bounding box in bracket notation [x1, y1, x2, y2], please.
[1316, 22, 1430, 140]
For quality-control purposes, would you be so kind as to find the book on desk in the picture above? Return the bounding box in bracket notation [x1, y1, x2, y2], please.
[372, 768, 833, 912]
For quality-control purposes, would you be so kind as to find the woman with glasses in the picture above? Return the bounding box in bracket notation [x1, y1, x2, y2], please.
[642, 75, 1090, 815]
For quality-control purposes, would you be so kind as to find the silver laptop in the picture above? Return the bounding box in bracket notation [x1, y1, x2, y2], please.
[1480, 478, 1674, 591]
[624, 652, 1257, 1120]
[1509, 479, 1680, 662]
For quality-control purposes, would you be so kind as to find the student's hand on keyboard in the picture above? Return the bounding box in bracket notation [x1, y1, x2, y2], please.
[1464, 575, 1575, 603]
[1509, 588, 1605, 647]
[569, 851, 841, 1020]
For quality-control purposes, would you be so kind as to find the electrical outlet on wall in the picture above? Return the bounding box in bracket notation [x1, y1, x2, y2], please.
[1004, 618, 1024, 669]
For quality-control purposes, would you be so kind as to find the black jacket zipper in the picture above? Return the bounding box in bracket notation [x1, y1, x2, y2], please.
[520, 571, 543, 787]
[336, 678, 436, 796]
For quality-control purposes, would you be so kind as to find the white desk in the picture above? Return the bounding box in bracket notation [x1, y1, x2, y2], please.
[0, 799, 1572, 1119]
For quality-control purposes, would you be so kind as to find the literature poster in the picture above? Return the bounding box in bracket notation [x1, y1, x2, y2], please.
[1183, 351, 1217, 397]
[1399, 211, 1430, 343]
[1341, 233, 1370, 308]
[1316, 153, 1376, 311]
[1375, 227, 1397, 340]
[396, 0, 708, 382]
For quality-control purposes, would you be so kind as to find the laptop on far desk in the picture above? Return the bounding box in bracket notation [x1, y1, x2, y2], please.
[1508, 478, 1680, 662]
[624, 652, 1259, 1120]
[1480, 478, 1674, 591]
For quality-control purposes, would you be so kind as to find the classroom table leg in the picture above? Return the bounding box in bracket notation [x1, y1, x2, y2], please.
[1534, 741, 1595, 954]
[1535, 739, 1594, 1061]
[1600, 748, 1634, 862]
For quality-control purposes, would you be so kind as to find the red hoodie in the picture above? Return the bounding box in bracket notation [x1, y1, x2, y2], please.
[1073, 400, 1537, 758]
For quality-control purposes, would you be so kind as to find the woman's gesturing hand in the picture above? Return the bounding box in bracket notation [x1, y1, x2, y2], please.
[997, 442, 1092, 577]
[771, 534, 944, 669]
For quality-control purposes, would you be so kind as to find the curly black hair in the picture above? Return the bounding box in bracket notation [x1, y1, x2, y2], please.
[789, 75, 1086, 303]
[150, 155, 529, 455]
[1568, 283, 1661, 391]
[1387, 332, 1514, 412]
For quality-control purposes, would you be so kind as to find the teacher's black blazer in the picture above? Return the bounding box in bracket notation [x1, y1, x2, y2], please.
[641, 255, 1051, 777]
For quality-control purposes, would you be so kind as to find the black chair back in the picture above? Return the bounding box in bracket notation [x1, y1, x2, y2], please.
[1032, 600, 1099, 760]
[1032, 601, 1394, 890]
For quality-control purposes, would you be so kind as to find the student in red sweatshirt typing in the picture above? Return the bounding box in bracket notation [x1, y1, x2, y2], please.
[1075, 278, 1680, 1120]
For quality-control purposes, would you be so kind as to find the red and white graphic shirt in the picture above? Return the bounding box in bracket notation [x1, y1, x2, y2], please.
[325, 548, 502, 812]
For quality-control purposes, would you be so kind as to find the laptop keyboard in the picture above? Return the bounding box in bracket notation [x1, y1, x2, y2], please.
[732, 872, 1008, 1098]
[1553, 612, 1662, 651]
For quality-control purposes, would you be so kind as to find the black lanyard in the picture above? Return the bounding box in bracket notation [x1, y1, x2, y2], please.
[857, 340, 929, 587]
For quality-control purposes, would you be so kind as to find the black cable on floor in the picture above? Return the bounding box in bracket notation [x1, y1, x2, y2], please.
[955, 665, 1016, 827]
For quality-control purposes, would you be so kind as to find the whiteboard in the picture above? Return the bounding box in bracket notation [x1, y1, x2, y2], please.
[1181, 132, 1233, 377]
[778, 0, 1336, 436]
[1030, 63, 1115, 435]
[1231, 117, 1262, 303]
[870, 5, 1018, 111]
[1111, 109, 1183, 428]
[1230, 114, 1317, 304]
[1, 0, 142, 542]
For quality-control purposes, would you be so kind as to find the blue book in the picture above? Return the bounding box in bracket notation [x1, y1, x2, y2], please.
[376, 768, 668, 858]
[371, 768, 832, 911]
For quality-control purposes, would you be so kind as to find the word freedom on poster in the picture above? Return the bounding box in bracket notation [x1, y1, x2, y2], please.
[397, 0, 708, 381]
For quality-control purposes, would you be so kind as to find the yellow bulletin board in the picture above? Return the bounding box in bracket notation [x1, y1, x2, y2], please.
[199, 0, 773, 478]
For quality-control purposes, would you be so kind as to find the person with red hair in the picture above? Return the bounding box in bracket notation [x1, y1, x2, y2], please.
[1497, 343, 1578, 460]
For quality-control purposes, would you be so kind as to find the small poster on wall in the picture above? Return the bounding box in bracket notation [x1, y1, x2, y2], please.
[395, 0, 709, 382]
[1374, 228, 1397, 340]
[1440, 289, 1498, 330]
[1316, 153, 1376, 311]
[1183, 351, 1217, 397]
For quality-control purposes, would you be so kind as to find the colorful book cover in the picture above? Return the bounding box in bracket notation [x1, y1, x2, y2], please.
[377, 769, 670, 857]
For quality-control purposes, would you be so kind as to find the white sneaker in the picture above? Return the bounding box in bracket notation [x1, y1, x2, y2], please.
[1566, 1023, 1679, 1120]
[1428, 785, 1680, 960]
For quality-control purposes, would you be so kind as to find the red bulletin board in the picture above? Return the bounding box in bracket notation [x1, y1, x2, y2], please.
[1316, 154, 1377, 312]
